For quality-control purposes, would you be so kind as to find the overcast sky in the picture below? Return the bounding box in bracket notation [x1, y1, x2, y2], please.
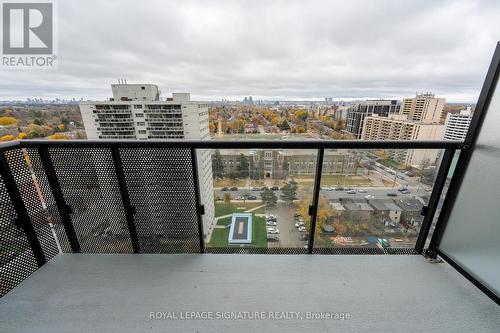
[1, 0, 500, 102]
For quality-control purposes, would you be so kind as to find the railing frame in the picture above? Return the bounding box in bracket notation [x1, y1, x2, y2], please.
[0, 139, 463, 258]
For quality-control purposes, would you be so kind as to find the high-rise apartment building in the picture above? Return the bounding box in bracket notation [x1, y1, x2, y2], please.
[344, 100, 400, 139]
[361, 115, 444, 166]
[401, 93, 445, 122]
[444, 107, 473, 141]
[80, 83, 215, 241]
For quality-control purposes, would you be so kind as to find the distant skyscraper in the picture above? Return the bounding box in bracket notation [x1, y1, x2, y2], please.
[444, 107, 473, 141]
[80, 83, 216, 241]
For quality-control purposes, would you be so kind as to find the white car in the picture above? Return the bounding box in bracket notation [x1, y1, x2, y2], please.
[267, 227, 279, 234]
[266, 221, 277, 226]
[358, 189, 367, 193]
[298, 226, 307, 232]
[364, 194, 375, 199]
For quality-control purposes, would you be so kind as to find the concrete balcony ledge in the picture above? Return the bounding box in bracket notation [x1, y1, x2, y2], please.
[0, 254, 499, 333]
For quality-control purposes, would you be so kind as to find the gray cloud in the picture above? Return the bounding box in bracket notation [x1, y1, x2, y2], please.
[1, 0, 499, 102]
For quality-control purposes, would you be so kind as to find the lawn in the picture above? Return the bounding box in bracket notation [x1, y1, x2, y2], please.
[214, 201, 264, 217]
[208, 214, 267, 248]
[213, 178, 246, 188]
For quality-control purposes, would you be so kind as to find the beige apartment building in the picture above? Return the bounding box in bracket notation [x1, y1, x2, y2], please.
[362, 115, 444, 166]
[401, 92, 445, 122]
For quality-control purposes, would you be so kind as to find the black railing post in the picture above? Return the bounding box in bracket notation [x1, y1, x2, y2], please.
[415, 148, 455, 254]
[0, 151, 46, 267]
[111, 147, 140, 254]
[38, 147, 81, 253]
[190, 148, 205, 253]
[308, 148, 324, 254]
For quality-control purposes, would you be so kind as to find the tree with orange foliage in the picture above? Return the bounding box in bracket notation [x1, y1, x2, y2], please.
[0, 134, 15, 141]
[0, 117, 17, 126]
[47, 133, 69, 140]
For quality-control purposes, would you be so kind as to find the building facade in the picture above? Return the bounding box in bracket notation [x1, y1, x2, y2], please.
[344, 100, 400, 139]
[214, 149, 358, 179]
[444, 107, 473, 141]
[361, 115, 445, 166]
[400, 93, 445, 123]
[80, 83, 216, 241]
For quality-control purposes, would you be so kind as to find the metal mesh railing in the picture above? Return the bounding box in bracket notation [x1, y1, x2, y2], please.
[0, 139, 462, 297]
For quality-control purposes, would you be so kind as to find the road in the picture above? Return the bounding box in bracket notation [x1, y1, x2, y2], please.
[216, 186, 431, 204]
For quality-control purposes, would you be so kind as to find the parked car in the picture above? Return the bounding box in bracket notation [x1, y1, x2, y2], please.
[266, 221, 277, 226]
[358, 189, 367, 193]
[270, 186, 279, 191]
[346, 190, 356, 194]
[364, 194, 375, 199]
[252, 187, 261, 191]
[247, 195, 257, 200]
[266, 214, 276, 219]
[401, 190, 410, 194]
[334, 186, 344, 191]
[221, 187, 228, 191]
[267, 227, 279, 234]
[230, 187, 238, 191]
[299, 233, 309, 241]
[386, 193, 397, 197]
[295, 221, 305, 228]
[298, 226, 307, 232]
[267, 234, 280, 242]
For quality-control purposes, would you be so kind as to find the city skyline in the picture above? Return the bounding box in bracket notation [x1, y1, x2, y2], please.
[1, 0, 500, 102]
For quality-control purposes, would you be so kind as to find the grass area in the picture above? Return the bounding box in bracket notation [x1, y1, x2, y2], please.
[213, 178, 246, 188]
[208, 215, 267, 248]
[217, 217, 232, 226]
[377, 158, 405, 170]
[214, 201, 264, 217]
[295, 174, 373, 186]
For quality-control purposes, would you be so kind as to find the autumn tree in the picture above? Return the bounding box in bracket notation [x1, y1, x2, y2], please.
[281, 180, 298, 205]
[236, 153, 249, 178]
[0, 117, 17, 126]
[223, 192, 232, 204]
[212, 150, 225, 178]
[0, 134, 15, 141]
[260, 189, 277, 207]
[47, 133, 69, 140]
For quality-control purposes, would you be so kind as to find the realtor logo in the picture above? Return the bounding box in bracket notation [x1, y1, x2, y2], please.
[1, 1, 57, 69]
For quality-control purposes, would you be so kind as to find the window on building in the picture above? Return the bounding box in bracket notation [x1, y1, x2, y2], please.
[138, 130, 147, 134]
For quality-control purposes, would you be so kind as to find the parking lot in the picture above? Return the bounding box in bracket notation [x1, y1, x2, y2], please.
[264, 203, 308, 248]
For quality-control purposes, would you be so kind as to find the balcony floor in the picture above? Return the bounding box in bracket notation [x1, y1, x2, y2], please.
[1, 254, 499, 333]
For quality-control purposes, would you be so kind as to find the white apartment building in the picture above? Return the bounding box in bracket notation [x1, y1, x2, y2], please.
[80, 83, 215, 241]
[362, 115, 445, 166]
[401, 93, 445, 123]
[444, 107, 473, 141]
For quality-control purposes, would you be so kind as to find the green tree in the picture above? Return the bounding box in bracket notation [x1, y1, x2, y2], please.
[281, 180, 298, 205]
[261, 189, 277, 207]
[236, 153, 249, 178]
[212, 150, 225, 178]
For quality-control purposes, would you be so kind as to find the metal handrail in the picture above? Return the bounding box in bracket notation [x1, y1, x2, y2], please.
[0, 139, 465, 150]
